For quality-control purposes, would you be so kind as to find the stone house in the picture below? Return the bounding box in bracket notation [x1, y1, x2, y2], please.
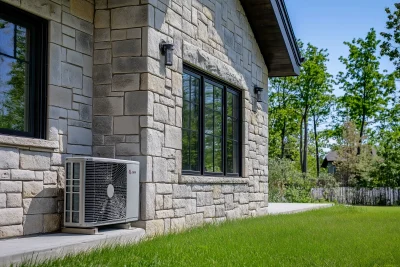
[0, 0, 301, 238]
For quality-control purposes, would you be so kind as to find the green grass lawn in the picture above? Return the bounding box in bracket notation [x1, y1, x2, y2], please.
[25, 206, 400, 267]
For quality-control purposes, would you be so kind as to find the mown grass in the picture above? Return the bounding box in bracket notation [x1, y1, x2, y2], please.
[23, 206, 400, 267]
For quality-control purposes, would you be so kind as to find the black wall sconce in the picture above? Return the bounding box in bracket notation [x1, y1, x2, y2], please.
[254, 86, 264, 102]
[160, 41, 174, 66]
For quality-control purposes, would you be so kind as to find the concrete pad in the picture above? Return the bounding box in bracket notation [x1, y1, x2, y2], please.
[268, 203, 333, 215]
[0, 227, 145, 266]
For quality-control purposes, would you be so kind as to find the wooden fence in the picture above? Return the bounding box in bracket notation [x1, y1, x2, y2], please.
[311, 187, 400, 206]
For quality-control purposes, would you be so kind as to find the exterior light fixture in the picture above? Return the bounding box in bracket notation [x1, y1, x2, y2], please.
[254, 86, 264, 102]
[160, 41, 174, 66]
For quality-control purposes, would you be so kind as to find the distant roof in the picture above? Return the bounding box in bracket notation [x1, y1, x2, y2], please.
[321, 149, 377, 168]
[241, 0, 302, 76]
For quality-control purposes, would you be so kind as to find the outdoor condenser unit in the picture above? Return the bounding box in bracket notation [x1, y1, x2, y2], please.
[64, 157, 140, 228]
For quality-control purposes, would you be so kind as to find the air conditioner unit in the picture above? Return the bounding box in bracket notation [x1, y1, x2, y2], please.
[64, 157, 140, 228]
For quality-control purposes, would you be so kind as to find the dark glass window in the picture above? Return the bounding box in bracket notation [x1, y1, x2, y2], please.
[0, 2, 47, 138]
[182, 66, 242, 177]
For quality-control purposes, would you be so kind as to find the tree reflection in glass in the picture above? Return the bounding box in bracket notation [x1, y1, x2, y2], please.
[0, 17, 29, 132]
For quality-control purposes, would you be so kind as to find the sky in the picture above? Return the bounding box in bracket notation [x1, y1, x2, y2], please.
[285, 0, 397, 96]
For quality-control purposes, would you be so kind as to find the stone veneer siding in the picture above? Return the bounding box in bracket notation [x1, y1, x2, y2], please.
[92, 0, 269, 235]
[0, 0, 268, 238]
[0, 0, 94, 238]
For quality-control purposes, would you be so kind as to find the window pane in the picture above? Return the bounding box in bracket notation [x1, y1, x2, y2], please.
[233, 141, 239, 173]
[0, 56, 29, 132]
[227, 117, 233, 139]
[190, 103, 199, 131]
[205, 83, 213, 109]
[214, 86, 222, 112]
[233, 92, 239, 119]
[190, 132, 199, 171]
[214, 137, 222, 173]
[204, 134, 213, 172]
[191, 76, 200, 103]
[227, 92, 233, 117]
[182, 101, 190, 129]
[214, 111, 222, 136]
[204, 108, 213, 135]
[0, 19, 14, 57]
[73, 163, 80, 180]
[182, 72, 200, 172]
[183, 73, 190, 102]
[182, 130, 190, 170]
[227, 140, 233, 173]
[0, 19, 29, 133]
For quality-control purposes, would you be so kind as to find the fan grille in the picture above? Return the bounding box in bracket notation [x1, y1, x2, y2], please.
[85, 162, 127, 223]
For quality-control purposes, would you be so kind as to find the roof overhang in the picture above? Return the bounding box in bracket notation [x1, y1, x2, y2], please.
[241, 0, 302, 77]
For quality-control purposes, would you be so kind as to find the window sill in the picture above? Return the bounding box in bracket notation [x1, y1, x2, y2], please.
[179, 175, 249, 184]
[0, 134, 58, 151]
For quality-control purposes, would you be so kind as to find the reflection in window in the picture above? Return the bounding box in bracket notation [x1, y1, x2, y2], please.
[182, 67, 242, 177]
[0, 18, 29, 132]
[182, 73, 200, 171]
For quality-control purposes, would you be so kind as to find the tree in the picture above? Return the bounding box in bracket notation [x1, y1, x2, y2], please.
[297, 42, 333, 174]
[268, 77, 300, 160]
[337, 29, 396, 153]
[381, 3, 400, 72]
[0, 20, 27, 131]
[334, 121, 376, 187]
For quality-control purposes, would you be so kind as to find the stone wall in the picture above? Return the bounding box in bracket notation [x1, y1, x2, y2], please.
[0, 0, 94, 238]
[127, 0, 269, 235]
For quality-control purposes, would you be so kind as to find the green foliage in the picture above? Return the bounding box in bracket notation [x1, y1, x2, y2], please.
[337, 29, 396, 141]
[268, 158, 336, 203]
[24, 206, 400, 267]
[381, 3, 400, 72]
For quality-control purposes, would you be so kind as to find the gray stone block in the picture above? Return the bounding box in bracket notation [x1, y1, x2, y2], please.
[0, 181, 22, 193]
[114, 116, 139, 134]
[112, 74, 140, 91]
[93, 97, 124, 115]
[20, 151, 50, 171]
[23, 214, 44, 235]
[76, 31, 93, 56]
[0, 169, 10, 180]
[154, 103, 169, 123]
[131, 156, 152, 183]
[6, 193, 22, 208]
[93, 64, 112, 85]
[43, 171, 58, 185]
[156, 183, 172, 194]
[23, 182, 43, 198]
[0, 147, 19, 169]
[44, 214, 61, 233]
[61, 62, 83, 89]
[93, 146, 115, 158]
[23, 198, 57, 215]
[94, 49, 112, 65]
[115, 143, 140, 156]
[0, 208, 23, 226]
[153, 157, 168, 182]
[68, 126, 92, 145]
[11, 170, 39, 181]
[93, 116, 113, 134]
[111, 6, 149, 29]
[0, 225, 23, 238]
[165, 125, 182, 149]
[125, 91, 153, 115]
[141, 183, 155, 220]
[94, 28, 111, 42]
[49, 43, 62, 86]
[113, 57, 147, 73]
[48, 85, 72, 109]
[0, 193, 5, 208]
[67, 49, 84, 66]
[95, 10, 110, 28]
[173, 184, 192, 198]
[112, 39, 141, 57]
[67, 145, 92, 155]
[197, 192, 214, 206]
[141, 128, 163, 156]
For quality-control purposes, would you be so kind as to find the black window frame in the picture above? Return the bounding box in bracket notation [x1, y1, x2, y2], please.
[0, 1, 48, 139]
[182, 65, 242, 177]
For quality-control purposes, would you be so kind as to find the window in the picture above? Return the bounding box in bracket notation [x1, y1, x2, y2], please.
[0, 2, 47, 138]
[182, 66, 242, 177]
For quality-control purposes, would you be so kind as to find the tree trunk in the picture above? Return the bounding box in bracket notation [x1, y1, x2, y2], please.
[358, 113, 366, 155]
[280, 119, 286, 159]
[313, 113, 320, 177]
[303, 113, 308, 174]
[299, 116, 303, 168]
